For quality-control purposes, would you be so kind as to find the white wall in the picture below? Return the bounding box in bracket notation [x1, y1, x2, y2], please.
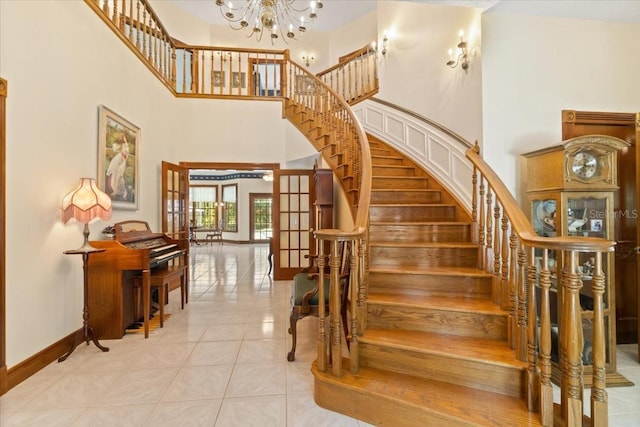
[482, 11, 640, 199]
[0, 0, 292, 366]
[376, 1, 484, 146]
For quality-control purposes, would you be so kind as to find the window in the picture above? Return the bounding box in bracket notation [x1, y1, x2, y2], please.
[222, 184, 238, 232]
[189, 185, 218, 228]
[250, 193, 273, 241]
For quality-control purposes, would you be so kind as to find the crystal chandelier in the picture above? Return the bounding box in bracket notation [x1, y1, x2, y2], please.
[215, 0, 323, 44]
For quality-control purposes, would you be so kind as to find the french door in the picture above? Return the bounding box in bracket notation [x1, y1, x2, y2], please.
[273, 170, 315, 280]
[161, 161, 189, 241]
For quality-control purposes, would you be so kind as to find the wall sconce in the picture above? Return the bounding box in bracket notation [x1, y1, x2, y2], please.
[371, 31, 389, 56]
[446, 30, 469, 71]
[301, 53, 315, 68]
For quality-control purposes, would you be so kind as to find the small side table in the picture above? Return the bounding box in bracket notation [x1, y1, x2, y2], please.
[58, 247, 109, 362]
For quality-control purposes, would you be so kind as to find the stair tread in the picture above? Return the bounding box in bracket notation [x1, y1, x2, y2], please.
[370, 221, 471, 225]
[367, 293, 505, 315]
[313, 361, 541, 427]
[373, 175, 427, 179]
[362, 329, 525, 368]
[370, 241, 477, 248]
[371, 203, 455, 207]
[372, 188, 439, 192]
[369, 265, 492, 277]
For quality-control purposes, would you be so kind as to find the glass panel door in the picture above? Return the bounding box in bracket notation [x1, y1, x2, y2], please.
[273, 170, 314, 280]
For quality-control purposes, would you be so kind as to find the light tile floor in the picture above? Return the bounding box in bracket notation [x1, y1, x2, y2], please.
[1, 243, 639, 426]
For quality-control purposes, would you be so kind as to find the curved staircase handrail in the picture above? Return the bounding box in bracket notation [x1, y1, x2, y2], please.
[352, 97, 474, 212]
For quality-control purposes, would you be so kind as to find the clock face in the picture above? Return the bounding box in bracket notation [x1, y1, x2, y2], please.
[571, 151, 598, 179]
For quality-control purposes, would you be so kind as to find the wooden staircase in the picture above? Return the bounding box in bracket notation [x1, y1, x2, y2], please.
[312, 135, 544, 426]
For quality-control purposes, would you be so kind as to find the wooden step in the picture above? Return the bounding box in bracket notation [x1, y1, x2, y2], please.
[359, 329, 526, 398]
[372, 164, 416, 177]
[366, 294, 508, 340]
[369, 221, 470, 242]
[312, 360, 543, 427]
[370, 242, 479, 268]
[370, 204, 457, 222]
[372, 176, 428, 189]
[371, 154, 404, 166]
[368, 266, 492, 298]
[370, 147, 394, 156]
[371, 189, 442, 204]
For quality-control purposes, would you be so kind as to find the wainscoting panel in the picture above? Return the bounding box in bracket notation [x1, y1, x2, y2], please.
[354, 99, 473, 211]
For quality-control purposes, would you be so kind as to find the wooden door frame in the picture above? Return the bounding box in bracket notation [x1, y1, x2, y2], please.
[180, 162, 279, 243]
[0, 78, 7, 395]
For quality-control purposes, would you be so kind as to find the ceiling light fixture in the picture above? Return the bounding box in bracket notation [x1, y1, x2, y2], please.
[215, 0, 323, 45]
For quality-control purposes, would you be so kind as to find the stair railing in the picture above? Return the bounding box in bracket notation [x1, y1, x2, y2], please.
[85, 0, 372, 380]
[316, 44, 379, 106]
[283, 59, 372, 376]
[466, 145, 613, 427]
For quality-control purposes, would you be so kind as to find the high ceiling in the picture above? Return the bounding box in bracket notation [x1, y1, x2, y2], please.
[169, 0, 640, 30]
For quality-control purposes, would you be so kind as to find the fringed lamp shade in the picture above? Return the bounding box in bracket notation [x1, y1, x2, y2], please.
[62, 178, 112, 250]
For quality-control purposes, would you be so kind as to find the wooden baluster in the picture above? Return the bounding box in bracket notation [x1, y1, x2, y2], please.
[170, 46, 176, 91]
[478, 176, 486, 268]
[111, 0, 118, 24]
[329, 239, 342, 377]
[209, 53, 214, 95]
[526, 247, 539, 411]
[358, 234, 368, 336]
[560, 250, 583, 427]
[499, 216, 509, 307]
[135, 0, 141, 50]
[493, 203, 501, 282]
[317, 238, 327, 372]
[517, 242, 527, 361]
[128, 0, 134, 42]
[539, 248, 554, 426]
[142, 8, 148, 59]
[102, 0, 109, 15]
[349, 238, 359, 373]
[485, 187, 493, 272]
[471, 166, 478, 244]
[119, 0, 126, 32]
[591, 251, 608, 426]
[508, 231, 517, 349]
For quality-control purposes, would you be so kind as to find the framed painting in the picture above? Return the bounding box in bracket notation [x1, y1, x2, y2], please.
[231, 71, 246, 88]
[97, 105, 140, 210]
[213, 71, 225, 87]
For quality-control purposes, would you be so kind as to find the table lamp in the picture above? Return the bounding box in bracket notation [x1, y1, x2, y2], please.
[62, 177, 112, 251]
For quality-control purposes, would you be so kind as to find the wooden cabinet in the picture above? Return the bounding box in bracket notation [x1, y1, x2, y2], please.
[523, 134, 630, 384]
[314, 168, 333, 231]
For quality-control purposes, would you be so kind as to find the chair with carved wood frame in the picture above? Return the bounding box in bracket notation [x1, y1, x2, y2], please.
[286, 243, 350, 362]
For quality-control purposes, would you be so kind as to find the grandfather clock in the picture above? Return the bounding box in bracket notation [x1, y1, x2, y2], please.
[523, 134, 631, 385]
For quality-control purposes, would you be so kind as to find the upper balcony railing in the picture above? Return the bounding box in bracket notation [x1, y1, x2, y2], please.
[84, 0, 378, 104]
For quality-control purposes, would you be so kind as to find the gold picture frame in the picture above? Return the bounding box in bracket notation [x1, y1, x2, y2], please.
[231, 72, 246, 88]
[213, 71, 225, 87]
[97, 105, 140, 210]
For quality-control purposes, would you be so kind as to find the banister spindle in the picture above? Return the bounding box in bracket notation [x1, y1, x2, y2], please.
[499, 215, 509, 307]
[471, 166, 478, 244]
[560, 250, 583, 427]
[485, 187, 493, 272]
[349, 238, 359, 373]
[517, 242, 527, 361]
[508, 231, 517, 349]
[539, 248, 553, 426]
[526, 247, 539, 412]
[493, 203, 501, 280]
[317, 239, 327, 372]
[478, 176, 486, 267]
[591, 251, 608, 426]
[329, 239, 342, 377]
